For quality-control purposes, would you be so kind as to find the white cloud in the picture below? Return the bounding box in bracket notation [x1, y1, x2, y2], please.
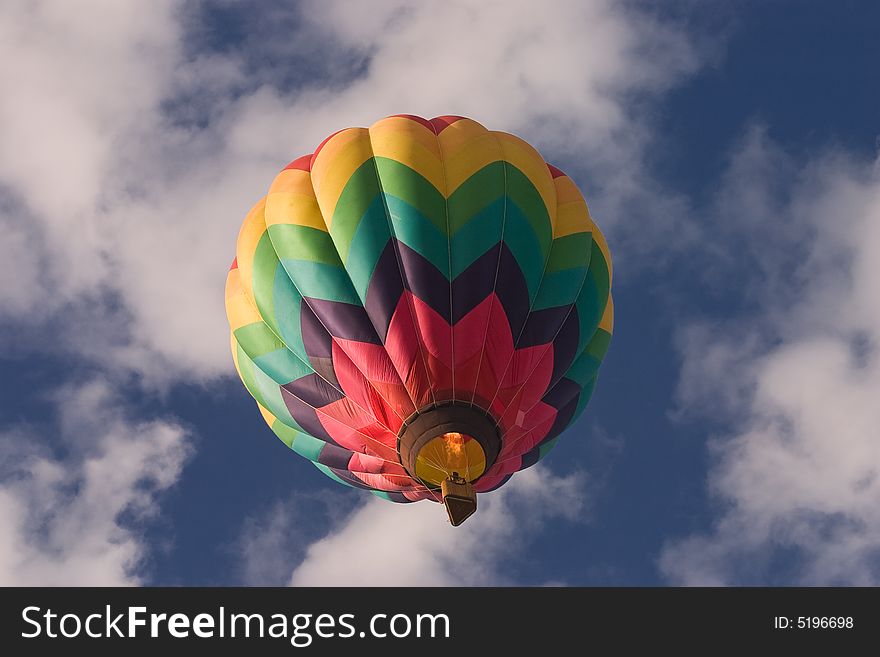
[0, 0, 703, 385]
[0, 380, 192, 585]
[0, 1, 179, 298]
[235, 492, 352, 586]
[289, 466, 585, 586]
[661, 134, 880, 585]
[237, 501, 305, 587]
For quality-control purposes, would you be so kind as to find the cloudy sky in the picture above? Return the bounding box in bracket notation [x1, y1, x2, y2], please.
[1, 0, 878, 586]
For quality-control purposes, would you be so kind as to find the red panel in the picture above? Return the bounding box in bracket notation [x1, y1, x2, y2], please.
[316, 413, 372, 453]
[474, 471, 514, 493]
[283, 154, 313, 171]
[350, 470, 414, 492]
[521, 400, 558, 434]
[331, 341, 404, 432]
[390, 114, 435, 132]
[473, 296, 515, 406]
[430, 115, 468, 132]
[403, 489, 440, 502]
[452, 295, 493, 365]
[547, 163, 567, 179]
[349, 451, 408, 476]
[384, 294, 434, 408]
[496, 345, 553, 414]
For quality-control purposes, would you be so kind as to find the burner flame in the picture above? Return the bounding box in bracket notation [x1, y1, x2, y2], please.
[442, 431, 466, 457]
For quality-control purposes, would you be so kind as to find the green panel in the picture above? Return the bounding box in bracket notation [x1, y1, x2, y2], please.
[563, 344, 602, 388]
[573, 376, 598, 418]
[385, 194, 449, 276]
[272, 267, 308, 363]
[505, 166, 553, 259]
[574, 242, 611, 354]
[330, 159, 384, 261]
[253, 348, 313, 385]
[538, 436, 560, 460]
[559, 326, 611, 393]
[290, 431, 326, 462]
[234, 342, 262, 402]
[586, 328, 612, 363]
[502, 202, 546, 302]
[546, 231, 592, 272]
[450, 198, 504, 277]
[246, 357, 301, 430]
[532, 268, 586, 310]
[234, 342, 301, 431]
[342, 195, 392, 301]
[589, 241, 611, 302]
[447, 161, 507, 234]
[313, 462, 356, 488]
[279, 259, 362, 305]
[268, 223, 343, 266]
[250, 232, 279, 335]
[571, 351, 603, 388]
[268, 418, 298, 449]
[529, 203, 592, 316]
[233, 313, 315, 390]
[574, 281, 601, 355]
[374, 157, 447, 233]
[233, 321, 285, 358]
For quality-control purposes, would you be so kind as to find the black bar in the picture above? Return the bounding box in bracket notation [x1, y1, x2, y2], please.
[1, 587, 876, 653]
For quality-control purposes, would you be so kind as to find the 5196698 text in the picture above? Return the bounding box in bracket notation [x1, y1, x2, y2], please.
[774, 617, 853, 629]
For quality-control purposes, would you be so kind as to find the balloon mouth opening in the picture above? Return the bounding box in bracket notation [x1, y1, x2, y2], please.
[397, 402, 500, 490]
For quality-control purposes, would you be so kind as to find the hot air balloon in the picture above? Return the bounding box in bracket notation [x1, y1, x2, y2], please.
[225, 115, 612, 525]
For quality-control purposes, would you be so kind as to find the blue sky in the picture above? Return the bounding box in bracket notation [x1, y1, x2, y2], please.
[1, 0, 879, 586]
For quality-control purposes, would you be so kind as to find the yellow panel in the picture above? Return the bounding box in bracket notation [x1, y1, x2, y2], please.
[267, 167, 315, 196]
[435, 117, 492, 156]
[599, 294, 614, 333]
[230, 333, 241, 375]
[309, 128, 374, 228]
[443, 133, 504, 193]
[257, 401, 278, 430]
[234, 199, 268, 296]
[369, 116, 443, 155]
[414, 433, 487, 486]
[553, 174, 586, 206]
[265, 168, 328, 231]
[591, 222, 613, 286]
[265, 192, 327, 231]
[555, 200, 592, 238]
[368, 117, 446, 193]
[225, 266, 262, 331]
[370, 116, 440, 154]
[493, 131, 557, 229]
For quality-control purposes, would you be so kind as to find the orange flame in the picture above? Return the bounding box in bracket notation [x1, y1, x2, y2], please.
[442, 432, 466, 458]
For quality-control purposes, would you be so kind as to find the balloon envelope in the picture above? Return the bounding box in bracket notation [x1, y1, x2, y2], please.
[226, 114, 612, 509]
